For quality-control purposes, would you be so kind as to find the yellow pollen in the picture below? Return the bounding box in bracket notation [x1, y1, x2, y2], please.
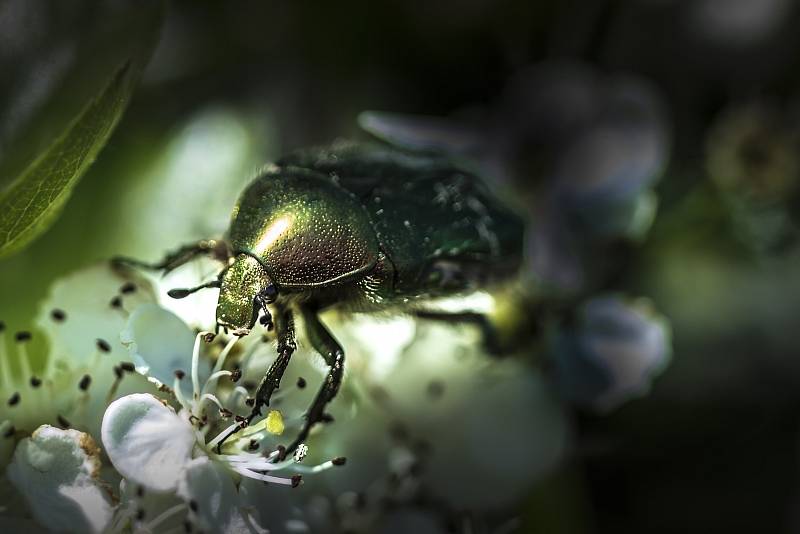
[266, 410, 284, 435]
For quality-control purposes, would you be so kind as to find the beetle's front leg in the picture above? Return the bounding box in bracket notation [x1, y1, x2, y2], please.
[112, 239, 230, 274]
[285, 307, 345, 453]
[248, 307, 296, 422]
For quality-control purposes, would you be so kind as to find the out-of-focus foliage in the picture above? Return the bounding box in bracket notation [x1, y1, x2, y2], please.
[0, 0, 162, 258]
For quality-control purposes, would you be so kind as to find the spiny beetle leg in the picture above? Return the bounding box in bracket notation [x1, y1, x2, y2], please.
[248, 308, 296, 422]
[111, 239, 229, 274]
[285, 308, 346, 453]
[215, 308, 295, 452]
[413, 309, 503, 355]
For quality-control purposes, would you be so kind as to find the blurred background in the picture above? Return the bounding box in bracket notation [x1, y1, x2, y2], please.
[3, 0, 800, 532]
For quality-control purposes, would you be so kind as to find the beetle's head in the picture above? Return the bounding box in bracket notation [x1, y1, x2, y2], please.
[216, 253, 276, 336]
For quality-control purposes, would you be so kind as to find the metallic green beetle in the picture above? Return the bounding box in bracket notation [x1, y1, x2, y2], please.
[118, 141, 524, 451]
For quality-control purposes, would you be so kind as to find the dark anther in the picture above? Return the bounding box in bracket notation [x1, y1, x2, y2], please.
[370, 385, 390, 404]
[79, 374, 92, 391]
[189, 499, 198, 512]
[245, 397, 255, 407]
[426, 380, 445, 400]
[136, 485, 145, 498]
[51, 309, 67, 322]
[120, 362, 136, 373]
[259, 315, 270, 327]
[96, 339, 112, 353]
[296, 377, 307, 389]
[57, 415, 71, 428]
[7, 392, 20, 406]
[248, 439, 259, 451]
[174, 369, 186, 380]
[136, 508, 146, 521]
[30, 376, 42, 388]
[113, 366, 123, 379]
[230, 368, 242, 382]
[110, 296, 123, 309]
[120, 282, 137, 294]
[291, 475, 302, 488]
[15, 331, 31, 343]
[202, 332, 216, 343]
[235, 415, 248, 424]
[332, 457, 347, 466]
[3, 425, 15, 438]
[219, 408, 233, 418]
[408, 460, 423, 477]
[276, 445, 287, 461]
[389, 422, 409, 442]
[0, 321, 5, 332]
[413, 440, 432, 456]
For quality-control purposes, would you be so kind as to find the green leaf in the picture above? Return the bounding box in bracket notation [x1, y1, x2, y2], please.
[0, 1, 163, 258]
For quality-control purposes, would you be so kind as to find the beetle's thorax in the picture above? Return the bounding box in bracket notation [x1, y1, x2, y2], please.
[216, 254, 271, 335]
[227, 168, 380, 289]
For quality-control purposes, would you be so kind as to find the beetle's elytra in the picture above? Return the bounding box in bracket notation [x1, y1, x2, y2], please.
[116, 140, 524, 451]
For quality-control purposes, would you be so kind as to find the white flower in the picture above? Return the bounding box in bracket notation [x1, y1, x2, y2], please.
[101, 321, 346, 533]
[6, 425, 114, 534]
[0, 263, 160, 460]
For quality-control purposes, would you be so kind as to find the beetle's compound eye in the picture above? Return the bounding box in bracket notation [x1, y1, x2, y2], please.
[262, 284, 278, 301]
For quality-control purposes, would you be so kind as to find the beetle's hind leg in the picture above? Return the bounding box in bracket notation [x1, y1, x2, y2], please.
[413, 309, 503, 355]
[111, 239, 230, 274]
[285, 307, 345, 453]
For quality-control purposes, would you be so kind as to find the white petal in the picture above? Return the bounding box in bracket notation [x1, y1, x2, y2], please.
[7, 425, 114, 533]
[34, 263, 157, 366]
[120, 304, 201, 387]
[359, 320, 570, 510]
[101, 393, 195, 492]
[177, 456, 252, 534]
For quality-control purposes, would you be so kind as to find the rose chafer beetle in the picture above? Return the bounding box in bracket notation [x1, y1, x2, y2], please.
[116, 141, 523, 451]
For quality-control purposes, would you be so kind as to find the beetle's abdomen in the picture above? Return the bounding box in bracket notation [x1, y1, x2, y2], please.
[280, 142, 525, 297]
[228, 167, 380, 288]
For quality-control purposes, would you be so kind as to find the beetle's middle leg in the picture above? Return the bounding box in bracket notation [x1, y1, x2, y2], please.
[112, 239, 230, 274]
[285, 307, 345, 453]
[248, 307, 296, 421]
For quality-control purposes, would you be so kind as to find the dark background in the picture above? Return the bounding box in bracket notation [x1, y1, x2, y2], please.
[4, 1, 800, 532]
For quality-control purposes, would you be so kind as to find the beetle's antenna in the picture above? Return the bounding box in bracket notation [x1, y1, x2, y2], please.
[167, 280, 221, 299]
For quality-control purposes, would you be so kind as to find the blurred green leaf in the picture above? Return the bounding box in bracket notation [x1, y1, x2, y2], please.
[0, 0, 163, 258]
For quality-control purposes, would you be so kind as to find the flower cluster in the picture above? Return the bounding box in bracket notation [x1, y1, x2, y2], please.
[0, 264, 344, 533]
